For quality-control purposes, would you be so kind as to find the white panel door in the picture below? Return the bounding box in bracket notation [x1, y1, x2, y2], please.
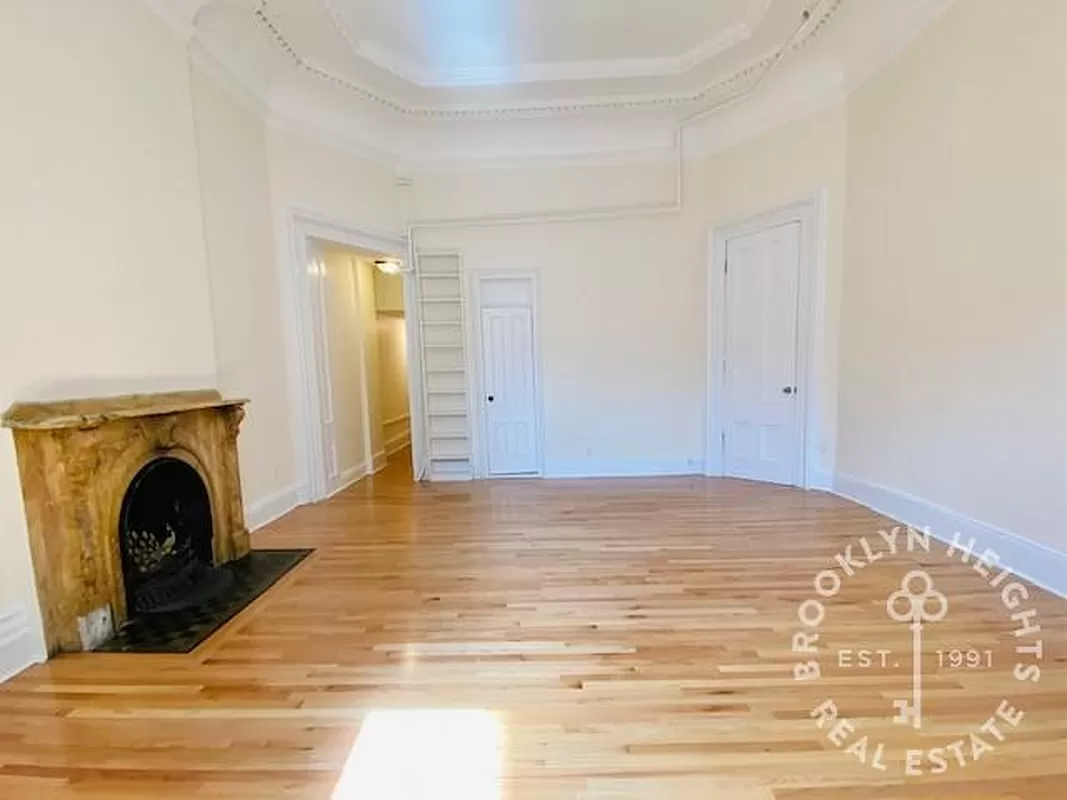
[722, 221, 802, 486]
[480, 307, 539, 476]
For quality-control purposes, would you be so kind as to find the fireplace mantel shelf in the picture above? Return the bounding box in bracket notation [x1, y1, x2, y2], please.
[1, 390, 248, 431]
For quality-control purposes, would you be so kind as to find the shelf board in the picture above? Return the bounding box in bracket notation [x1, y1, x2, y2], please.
[420, 297, 463, 304]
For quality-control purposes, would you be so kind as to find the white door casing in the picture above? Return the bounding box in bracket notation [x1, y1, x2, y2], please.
[472, 272, 543, 477]
[285, 212, 411, 502]
[303, 238, 342, 495]
[721, 221, 801, 485]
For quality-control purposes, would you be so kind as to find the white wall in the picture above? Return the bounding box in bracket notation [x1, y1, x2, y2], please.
[321, 247, 370, 481]
[266, 128, 404, 236]
[189, 64, 296, 521]
[375, 272, 411, 456]
[265, 127, 405, 492]
[413, 104, 848, 478]
[375, 268, 407, 314]
[700, 104, 849, 485]
[318, 251, 408, 481]
[355, 259, 384, 462]
[0, 0, 219, 671]
[837, 0, 1067, 556]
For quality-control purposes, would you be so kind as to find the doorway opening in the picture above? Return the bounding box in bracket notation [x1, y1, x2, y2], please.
[303, 234, 415, 499]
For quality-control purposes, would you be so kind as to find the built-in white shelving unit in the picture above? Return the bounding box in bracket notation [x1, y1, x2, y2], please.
[416, 253, 473, 480]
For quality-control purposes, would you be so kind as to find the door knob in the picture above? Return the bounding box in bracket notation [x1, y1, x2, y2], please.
[782, 386, 794, 395]
[487, 395, 495, 403]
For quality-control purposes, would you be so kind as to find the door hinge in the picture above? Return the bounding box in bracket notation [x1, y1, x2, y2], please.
[724, 257, 729, 275]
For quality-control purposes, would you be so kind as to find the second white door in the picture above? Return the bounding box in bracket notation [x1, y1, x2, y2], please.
[722, 221, 802, 486]
[480, 305, 539, 476]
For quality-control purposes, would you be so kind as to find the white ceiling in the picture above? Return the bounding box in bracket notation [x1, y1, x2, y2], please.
[166, 0, 956, 166]
[326, 0, 771, 87]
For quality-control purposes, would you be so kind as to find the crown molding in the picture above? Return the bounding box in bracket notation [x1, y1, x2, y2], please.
[685, 66, 846, 160]
[328, 0, 771, 88]
[252, 0, 843, 120]
[678, 0, 772, 72]
[186, 0, 844, 171]
[148, 0, 949, 175]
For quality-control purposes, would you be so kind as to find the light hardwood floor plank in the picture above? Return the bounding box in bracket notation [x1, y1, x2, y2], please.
[0, 453, 1063, 798]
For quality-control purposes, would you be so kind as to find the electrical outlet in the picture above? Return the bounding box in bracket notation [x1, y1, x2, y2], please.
[77, 606, 114, 650]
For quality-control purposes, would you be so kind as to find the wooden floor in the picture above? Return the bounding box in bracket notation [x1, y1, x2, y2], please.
[1, 454, 1064, 798]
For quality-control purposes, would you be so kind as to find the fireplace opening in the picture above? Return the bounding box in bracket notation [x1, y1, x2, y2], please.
[119, 457, 233, 615]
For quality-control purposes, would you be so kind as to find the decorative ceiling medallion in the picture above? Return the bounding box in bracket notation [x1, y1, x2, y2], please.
[252, 0, 844, 120]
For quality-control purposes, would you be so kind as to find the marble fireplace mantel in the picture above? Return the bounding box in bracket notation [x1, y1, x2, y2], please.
[1, 390, 251, 654]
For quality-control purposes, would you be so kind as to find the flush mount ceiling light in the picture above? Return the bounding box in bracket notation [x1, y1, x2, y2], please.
[375, 259, 403, 274]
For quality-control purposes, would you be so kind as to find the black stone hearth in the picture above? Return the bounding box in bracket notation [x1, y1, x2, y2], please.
[99, 549, 312, 653]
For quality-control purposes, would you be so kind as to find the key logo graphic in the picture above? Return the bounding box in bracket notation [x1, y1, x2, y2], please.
[789, 527, 1045, 777]
[886, 570, 948, 730]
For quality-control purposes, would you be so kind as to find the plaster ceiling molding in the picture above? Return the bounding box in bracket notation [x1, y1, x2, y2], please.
[142, 0, 958, 168]
[676, 0, 772, 73]
[324, 0, 775, 88]
[189, 0, 293, 111]
[250, 0, 845, 119]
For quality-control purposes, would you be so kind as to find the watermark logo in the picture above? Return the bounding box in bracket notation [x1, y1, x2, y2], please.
[886, 569, 948, 730]
[791, 528, 1044, 777]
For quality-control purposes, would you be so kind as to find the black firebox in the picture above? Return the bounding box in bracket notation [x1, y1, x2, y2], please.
[118, 456, 231, 615]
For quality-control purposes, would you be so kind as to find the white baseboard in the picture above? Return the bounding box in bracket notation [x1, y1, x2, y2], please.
[245, 483, 304, 531]
[385, 430, 411, 457]
[0, 607, 45, 684]
[807, 467, 835, 492]
[544, 458, 705, 479]
[833, 473, 1067, 599]
[339, 463, 365, 487]
[328, 463, 369, 498]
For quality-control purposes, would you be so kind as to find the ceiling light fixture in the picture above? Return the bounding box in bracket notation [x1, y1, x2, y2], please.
[374, 259, 403, 275]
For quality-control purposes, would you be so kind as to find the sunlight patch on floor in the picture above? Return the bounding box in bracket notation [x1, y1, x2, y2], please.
[332, 709, 504, 800]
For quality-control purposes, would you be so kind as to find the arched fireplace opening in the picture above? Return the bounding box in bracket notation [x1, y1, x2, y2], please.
[119, 456, 231, 615]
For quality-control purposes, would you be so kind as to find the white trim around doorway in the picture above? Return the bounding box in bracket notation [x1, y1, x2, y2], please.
[281, 209, 414, 504]
[705, 190, 831, 490]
